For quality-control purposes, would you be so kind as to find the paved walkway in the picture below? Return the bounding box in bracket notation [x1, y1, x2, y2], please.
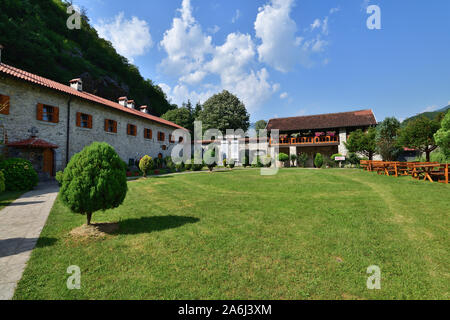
[0, 182, 59, 300]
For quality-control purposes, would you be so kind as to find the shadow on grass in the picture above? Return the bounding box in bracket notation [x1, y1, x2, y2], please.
[0, 237, 57, 258]
[117, 215, 200, 235]
[151, 175, 174, 179]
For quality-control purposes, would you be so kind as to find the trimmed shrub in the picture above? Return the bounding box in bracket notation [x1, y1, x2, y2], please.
[222, 159, 227, 167]
[298, 153, 309, 167]
[314, 153, 324, 168]
[139, 155, 153, 177]
[228, 159, 235, 169]
[290, 154, 297, 167]
[60, 142, 128, 225]
[251, 156, 264, 168]
[175, 161, 185, 172]
[55, 171, 63, 186]
[165, 156, 175, 171]
[322, 156, 335, 168]
[243, 156, 250, 167]
[331, 153, 343, 160]
[204, 149, 217, 172]
[263, 155, 272, 168]
[0, 171, 5, 193]
[192, 159, 204, 171]
[185, 160, 193, 171]
[277, 153, 289, 162]
[0, 158, 38, 191]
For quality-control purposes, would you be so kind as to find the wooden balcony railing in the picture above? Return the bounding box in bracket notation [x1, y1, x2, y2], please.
[270, 135, 339, 145]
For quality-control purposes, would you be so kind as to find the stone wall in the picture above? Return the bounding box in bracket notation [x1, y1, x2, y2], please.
[0, 76, 182, 173]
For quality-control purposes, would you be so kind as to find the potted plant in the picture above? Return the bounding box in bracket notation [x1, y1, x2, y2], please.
[277, 153, 289, 167]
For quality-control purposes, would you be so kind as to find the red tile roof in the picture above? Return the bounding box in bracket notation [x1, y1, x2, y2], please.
[266, 109, 377, 131]
[7, 138, 59, 149]
[0, 63, 186, 130]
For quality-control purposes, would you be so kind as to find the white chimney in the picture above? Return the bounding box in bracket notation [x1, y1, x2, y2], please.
[69, 78, 82, 91]
[139, 105, 148, 113]
[127, 100, 136, 109]
[118, 97, 128, 106]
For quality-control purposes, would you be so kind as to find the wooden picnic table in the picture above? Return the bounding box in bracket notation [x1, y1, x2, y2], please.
[411, 163, 442, 182]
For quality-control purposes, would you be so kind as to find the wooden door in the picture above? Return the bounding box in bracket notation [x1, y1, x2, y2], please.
[43, 148, 54, 176]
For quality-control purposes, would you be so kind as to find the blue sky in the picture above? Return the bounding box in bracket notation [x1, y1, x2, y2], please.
[72, 0, 450, 122]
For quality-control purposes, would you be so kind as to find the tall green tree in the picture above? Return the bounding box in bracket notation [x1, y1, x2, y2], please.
[344, 128, 377, 160]
[398, 116, 441, 161]
[162, 107, 194, 133]
[434, 111, 450, 158]
[255, 120, 267, 131]
[198, 90, 250, 132]
[376, 117, 402, 161]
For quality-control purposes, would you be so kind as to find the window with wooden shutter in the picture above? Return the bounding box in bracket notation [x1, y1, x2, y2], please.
[158, 131, 165, 141]
[77, 112, 92, 128]
[0, 94, 10, 115]
[37, 103, 44, 121]
[38, 104, 59, 123]
[105, 119, 117, 133]
[144, 128, 152, 139]
[127, 124, 137, 136]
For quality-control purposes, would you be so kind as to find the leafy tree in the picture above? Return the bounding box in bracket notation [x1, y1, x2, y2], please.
[398, 116, 441, 162]
[162, 107, 193, 132]
[139, 155, 153, 177]
[60, 142, 128, 225]
[277, 153, 289, 162]
[344, 128, 377, 160]
[198, 90, 250, 132]
[194, 102, 202, 119]
[376, 117, 402, 161]
[298, 153, 309, 167]
[314, 153, 324, 168]
[255, 120, 267, 131]
[434, 111, 450, 158]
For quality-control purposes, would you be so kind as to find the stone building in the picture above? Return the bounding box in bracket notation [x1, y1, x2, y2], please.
[0, 63, 187, 179]
[266, 110, 378, 167]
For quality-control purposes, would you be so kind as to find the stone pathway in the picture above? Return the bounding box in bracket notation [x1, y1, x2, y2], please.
[0, 182, 59, 300]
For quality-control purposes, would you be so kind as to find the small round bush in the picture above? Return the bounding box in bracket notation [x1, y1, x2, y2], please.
[314, 153, 324, 168]
[204, 149, 217, 172]
[192, 159, 204, 171]
[60, 142, 128, 225]
[222, 159, 227, 167]
[165, 156, 175, 170]
[228, 159, 235, 169]
[185, 160, 192, 171]
[175, 162, 185, 172]
[0, 158, 38, 191]
[331, 153, 343, 160]
[139, 155, 153, 177]
[0, 171, 5, 193]
[278, 153, 289, 162]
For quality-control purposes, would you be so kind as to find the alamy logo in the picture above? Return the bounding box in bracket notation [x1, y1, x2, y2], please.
[366, 265, 381, 289]
[66, 5, 81, 30]
[67, 265, 81, 290]
[366, 5, 381, 30]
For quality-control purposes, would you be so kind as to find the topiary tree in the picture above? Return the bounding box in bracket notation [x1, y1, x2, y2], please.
[314, 153, 324, 168]
[434, 111, 450, 158]
[0, 158, 38, 191]
[139, 155, 153, 177]
[204, 148, 217, 172]
[290, 154, 297, 167]
[60, 142, 128, 225]
[298, 153, 309, 167]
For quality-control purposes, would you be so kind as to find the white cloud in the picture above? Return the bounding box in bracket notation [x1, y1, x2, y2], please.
[159, 1, 277, 112]
[329, 7, 340, 14]
[421, 105, 439, 113]
[159, 0, 213, 77]
[95, 12, 153, 62]
[207, 25, 220, 34]
[231, 9, 241, 23]
[311, 19, 321, 30]
[280, 92, 288, 99]
[254, 0, 300, 73]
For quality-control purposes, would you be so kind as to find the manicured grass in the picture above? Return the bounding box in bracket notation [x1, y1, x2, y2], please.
[0, 191, 24, 211]
[14, 169, 449, 299]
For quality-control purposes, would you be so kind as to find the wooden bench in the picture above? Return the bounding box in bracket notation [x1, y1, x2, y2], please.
[429, 163, 449, 184]
[360, 160, 370, 171]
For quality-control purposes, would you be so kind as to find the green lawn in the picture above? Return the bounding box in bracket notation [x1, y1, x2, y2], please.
[0, 191, 24, 211]
[14, 169, 449, 299]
